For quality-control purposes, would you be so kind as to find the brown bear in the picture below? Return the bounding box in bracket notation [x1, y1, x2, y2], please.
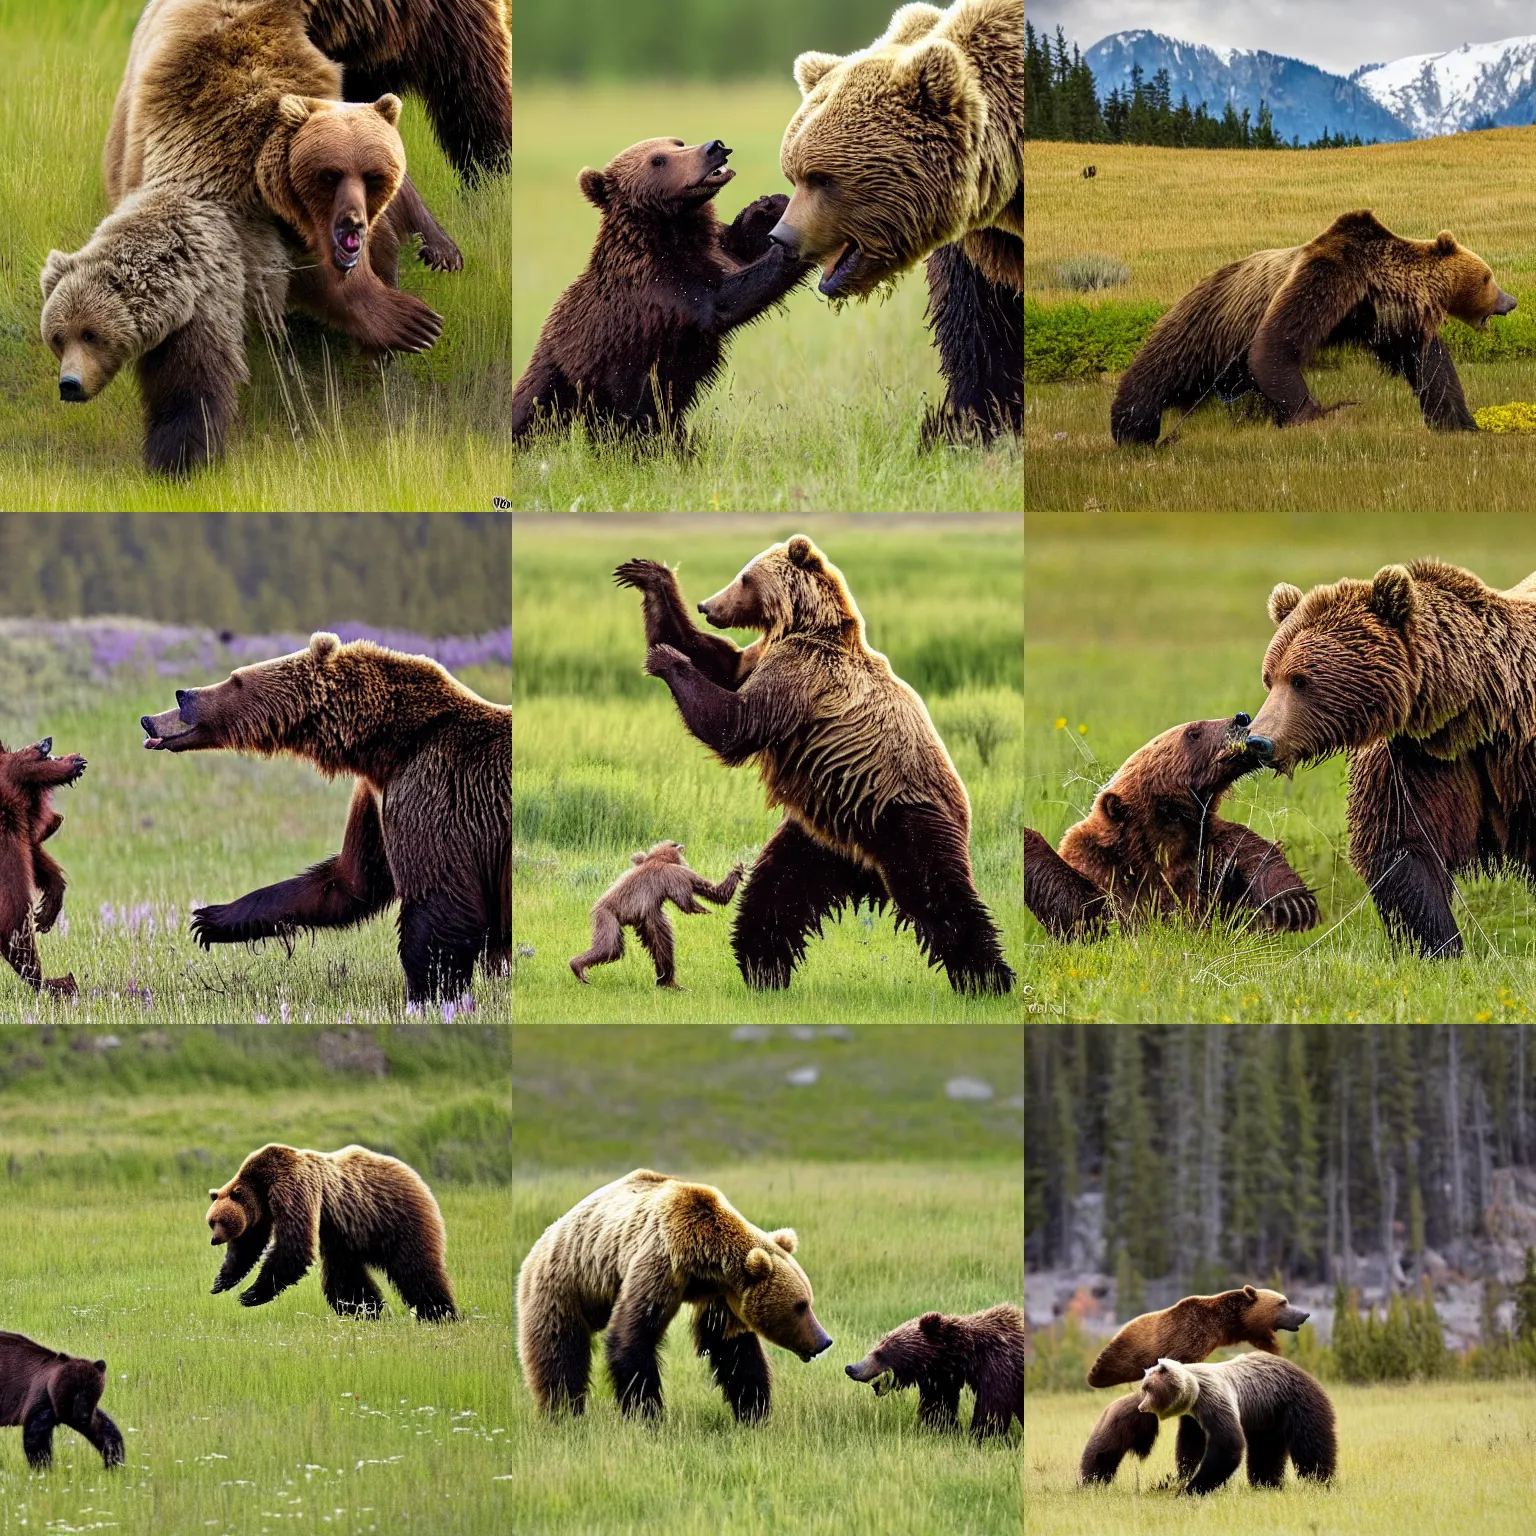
[1025, 715, 1319, 941]
[616, 543, 1014, 994]
[1135, 1355, 1336, 1495]
[0, 737, 87, 997]
[569, 841, 743, 988]
[0, 1331, 124, 1470]
[140, 632, 511, 1002]
[1111, 210, 1517, 445]
[515, 1169, 833, 1422]
[1246, 561, 1536, 956]
[1080, 1285, 1310, 1485]
[207, 1143, 456, 1320]
[844, 1304, 1022, 1440]
[511, 138, 811, 444]
[305, 0, 511, 183]
[773, 0, 1023, 441]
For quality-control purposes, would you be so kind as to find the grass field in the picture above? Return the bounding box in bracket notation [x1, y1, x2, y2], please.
[0, 625, 512, 1023]
[510, 83, 1021, 512]
[510, 1024, 1023, 1535]
[0, 1026, 511, 1536]
[511, 517, 1023, 1023]
[1026, 1381, 1536, 1533]
[1024, 511, 1536, 1024]
[0, 1, 510, 509]
[1024, 131, 1536, 513]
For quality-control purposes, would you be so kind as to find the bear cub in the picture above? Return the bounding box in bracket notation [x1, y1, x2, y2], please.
[511, 138, 812, 444]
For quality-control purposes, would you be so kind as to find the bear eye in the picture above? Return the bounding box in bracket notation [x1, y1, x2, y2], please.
[807, 172, 833, 190]
[51, 334, 63, 350]
[1184, 726, 1202, 740]
[1290, 674, 1308, 692]
[81, 329, 97, 344]
[794, 1300, 808, 1314]
[651, 155, 666, 168]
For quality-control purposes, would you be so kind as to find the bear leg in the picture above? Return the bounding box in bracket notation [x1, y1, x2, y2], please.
[384, 1249, 458, 1323]
[319, 1232, 386, 1319]
[137, 315, 242, 476]
[1175, 1413, 1207, 1481]
[511, 351, 580, 443]
[21, 1395, 56, 1469]
[32, 845, 67, 934]
[383, 175, 463, 275]
[521, 1297, 594, 1415]
[1373, 333, 1476, 431]
[1080, 1393, 1160, 1484]
[920, 240, 1023, 447]
[731, 819, 885, 989]
[636, 912, 678, 988]
[1024, 826, 1112, 940]
[0, 878, 43, 992]
[1243, 1427, 1288, 1487]
[915, 1380, 962, 1431]
[570, 908, 624, 983]
[605, 1257, 679, 1419]
[692, 1297, 772, 1423]
[399, 890, 485, 1003]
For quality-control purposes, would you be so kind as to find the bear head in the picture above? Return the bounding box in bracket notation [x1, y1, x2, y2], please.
[1137, 1358, 1198, 1419]
[578, 138, 736, 218]
[40, 250, 150, 404]
[257, 95, 406, 274]
[845, 1311, 963, 1395]
[697, 535, 861, 643]
[48, 1355, 108, 1424]
[205, 1178, 263, 1245]
[775, 2, 984, 298]
[633, 841, 684, 867]
[1247, 567, 1422, 774]
[1425, 231, 1517, 329]
[732, 1229, 834, 1362]
[1224, 1283, 1310, 1342]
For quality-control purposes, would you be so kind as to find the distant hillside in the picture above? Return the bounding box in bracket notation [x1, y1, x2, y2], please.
[1355, 36, 1536, 136]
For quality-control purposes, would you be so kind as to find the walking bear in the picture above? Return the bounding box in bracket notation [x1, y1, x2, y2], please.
[0, 1332, 124, 1470]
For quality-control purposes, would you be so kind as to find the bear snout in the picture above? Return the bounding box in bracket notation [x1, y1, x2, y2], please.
[767, 220, 800, 254]
[59, 376, 87, 403]
[1495, 288, 1518, 317]
[1247, 734, 1275, 763]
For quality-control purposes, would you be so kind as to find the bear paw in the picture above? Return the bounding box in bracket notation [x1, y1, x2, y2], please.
[1260, 889, 1320, 932]
[613, 558, 675, 593]
[731, 193, 791, 256]
[418, 233, 464, 273]
[57, 754, 88, 784]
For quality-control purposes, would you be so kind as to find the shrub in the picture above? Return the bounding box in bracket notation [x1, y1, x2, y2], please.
[1055, 255, 1130, 292]
[1024, 300, 1163, 382]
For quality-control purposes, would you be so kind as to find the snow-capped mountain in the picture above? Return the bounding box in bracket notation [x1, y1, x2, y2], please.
[1354, 36, 1536, 137]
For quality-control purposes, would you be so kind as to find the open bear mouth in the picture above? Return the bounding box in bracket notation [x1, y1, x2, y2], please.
[687, 166, 735, 199]
[333, 224, 364, 270]
[818, 241, 864, 297]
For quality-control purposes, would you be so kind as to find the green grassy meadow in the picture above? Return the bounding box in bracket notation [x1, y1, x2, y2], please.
[0, 1027, 511, 1536]
[510, 1025, 1023, 1535]
[511, 517, 1023, 1023]
[1026, 1381, 1536, 1534]
[1024, 512, 1536, 1024]
[0, 629, 512, 1023]
[0, 1, 510, 509]
[1024, 133, 1536, 513]
[510, 84, 1021, 511]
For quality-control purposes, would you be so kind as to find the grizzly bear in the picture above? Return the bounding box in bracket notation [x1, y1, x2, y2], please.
[617, 542, 1014, 994]
[207, 1143, 456, 1320]
[0, 1331, 124, 1469]
[1135, 1355, 1336, 1494]
[516, 1169, 833, 1422]
[1080, 1284, 1310, 1485]
[1111, 210, 1517, 445]
[1247, 560, 1536, 956]
[845, 1304, 1022, 1440]
[0, 737, 87, 997]
[140, 632, 511, 1002]
[773, 0, 1023, 441]
[511, 138, 811, 444]
[569, 841, 743, 988]
[1024, 715, 1319, 941]
[305, 0, 511, 183]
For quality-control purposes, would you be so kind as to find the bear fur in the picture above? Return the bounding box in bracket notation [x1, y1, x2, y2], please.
[0, 737, 87, 997]
[0, 1331, 124, 1470]
[1134, 1355, 1336, 1495]
[1111, 210, 1517, 446]
[1024, 715, 1318, 941]
[1247, 560, 1536, 957]
[511, 138, 810, 444]
[1079, 1285, 1311, 1485]
[617, 543, 1014, 994]
[305, 0, 511, 182]
[844, 1304, 1023, 1440]
[206, 1142, 456, 1320]
[140, 632, 511, 1001]
[515, 1169, 833, 1422]
[774, 0, 1023, 441]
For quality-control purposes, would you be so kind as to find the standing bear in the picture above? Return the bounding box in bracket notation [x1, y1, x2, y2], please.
[516, 1169, 833, 1422]
[206, 1143, 457, 1320]
[1246, 560, 1536, 956]
[616, 540, 1014, 994]
[140, 632, 511, 1002]
[773, 0, 1023, 441]
[0, 1331, 124, 1470]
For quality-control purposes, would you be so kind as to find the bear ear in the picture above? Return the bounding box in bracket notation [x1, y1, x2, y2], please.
[370, 94, 402, 127]
[1434, 230, 1458, 255]
[94, 1359, 106, 1373]
[894, 39, 976, 129]
[919, 1312, 944, 1337]
[309, 631, 341, 660]
[744, 1248, 774, 1283]
[1242, 1284, 1258, 1301]
[40, 249, 77, 302]
[631, 851, 646, 865]
[1369, 565, 1416, 628]
[578, 169, 609, 209]
[793, 50, 842, 97]
[785, 535, 820, 570]
[1268, 582, 1304, 626]
[276, 93, 317, 129]
[769, 1228, 797, 1254]
[208, 1189, 220, 1200]
[1099, 790, 1126, 824]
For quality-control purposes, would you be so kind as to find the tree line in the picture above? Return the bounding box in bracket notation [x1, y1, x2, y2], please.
[1024, 23, 1370, 150]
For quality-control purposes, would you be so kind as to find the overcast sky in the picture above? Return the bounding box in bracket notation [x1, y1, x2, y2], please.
[1027, 2, 1535, 77]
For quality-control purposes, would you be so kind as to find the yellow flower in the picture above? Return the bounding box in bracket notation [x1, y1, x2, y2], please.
[1054, 717, 1066, 730]
[1078, 723, 1088, 735]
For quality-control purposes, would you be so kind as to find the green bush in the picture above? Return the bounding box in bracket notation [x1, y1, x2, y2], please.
[1023, 1313, 1096, 1394]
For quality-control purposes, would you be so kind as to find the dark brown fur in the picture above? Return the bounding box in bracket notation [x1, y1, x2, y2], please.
[140, 632, 511, 1002]
[616, 542, 1013, 995]
[569, 841, 742, 988]
[0, 738, 86, 996]
[207, 1143, 456, 1320]
[0, 1332, 123, 1470]
[511, 138, 811, 444]
[1025, 718, 1318, 941]
[1247, 560, 1536, 958]
[1111, 210, 1517, 445]
[845, 1304, 1022, 1440]
[1080, 1285, 1310, 1485]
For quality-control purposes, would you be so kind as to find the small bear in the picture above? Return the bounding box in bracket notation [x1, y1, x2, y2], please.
[0, 1331, 124, 1470]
